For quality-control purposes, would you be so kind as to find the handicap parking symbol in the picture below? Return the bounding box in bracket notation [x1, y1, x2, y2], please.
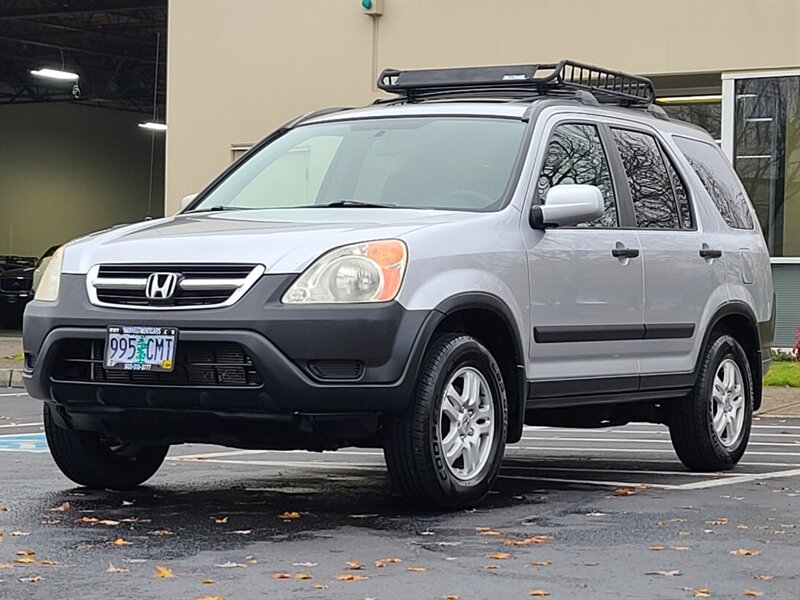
[0, 433, 48, 453]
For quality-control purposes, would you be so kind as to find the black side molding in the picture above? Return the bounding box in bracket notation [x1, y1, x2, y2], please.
[534, 323, 695, 344]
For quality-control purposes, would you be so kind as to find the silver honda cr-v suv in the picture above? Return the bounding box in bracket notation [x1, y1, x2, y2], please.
[23, 61, 774, 509]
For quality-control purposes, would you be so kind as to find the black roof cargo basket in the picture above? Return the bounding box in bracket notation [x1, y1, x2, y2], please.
[377, 59, 656, 107]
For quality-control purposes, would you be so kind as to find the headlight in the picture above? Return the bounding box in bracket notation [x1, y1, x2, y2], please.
[283, 240, 407, 304]
[34, 247, 64, 302]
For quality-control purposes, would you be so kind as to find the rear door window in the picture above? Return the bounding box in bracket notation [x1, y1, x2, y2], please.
[673, 136, 755, 229]
[611, 129, 682, 229]
[537, 123, 618, 227]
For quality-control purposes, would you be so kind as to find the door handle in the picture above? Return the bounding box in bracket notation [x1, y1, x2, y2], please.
[699, 248, 723, 259]
[612, 245, 640, 259]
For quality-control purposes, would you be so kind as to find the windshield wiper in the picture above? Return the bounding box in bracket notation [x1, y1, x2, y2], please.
[322, 200, 397, 208]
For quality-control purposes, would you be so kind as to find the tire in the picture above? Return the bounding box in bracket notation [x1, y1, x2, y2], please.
[383, 334, 507, 509]
[669, 333, 754, 471]
[44, 404, 168, 489]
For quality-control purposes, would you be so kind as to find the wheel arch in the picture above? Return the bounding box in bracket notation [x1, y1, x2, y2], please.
[697, 301, 763, 410]
[426, 293, 527, 443]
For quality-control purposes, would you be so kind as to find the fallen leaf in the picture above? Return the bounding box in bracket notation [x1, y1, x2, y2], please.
[294, 572, 313, 579]
[505, 535, 551, 546]
[113, 538, 132, 546]
[201, 579, 215, 584]
[293, 562, 318, 567]
[279, 511, 300, 520]
[744, 592, 763, 597]
[271, 572, 291, 579]
[443, 596, 460, 600]
[213, 517, 228, 525]
[76, 517, 99, 524]
[649, 545, 665, 551]
[14, 557, 36, 564]
[488, 552, 512, 560]
[475, 527, 504, 536]
[407, 566, 427, 572]
[529, 591, 550, 597]
[335, 573, 368, 581]
[613, 487, 638, 496]
[737, 524, 749, 529]
[694, 587, 711, 598]
[151, 530, 174, 536]
[50, 502, 70, 512]
[215, 562, 246, 569]
[19, 576, 42, 583]
[314, 583, 328, 589]
[10, 531, 30, 537]
[107, 562, 129, 573]
[646, 570, 681, 577]
[754, 575, 774, 581]
[0, 563, 13, 569]
[153, 566, 175, 579]
[97, 520, 120, 526]
[16, 550, 35, 556]
[39, 560, 59, 566]
[196, 596, 225, 600]
[708, 517, 729, 526]
[731, 549, 761, 556]
[674, 546, 691, 551]
[530, 561, 552, 567]
[484, 564, 498, 570]
[232, 530, 251, 535]
[375, 557, 402, 568]
[345, 561, 364, 570]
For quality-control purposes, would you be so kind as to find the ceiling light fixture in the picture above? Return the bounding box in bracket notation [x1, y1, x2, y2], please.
[138, 121, 167, 132]
[30, 67, 79, 81]
[655, 94, 722, 104]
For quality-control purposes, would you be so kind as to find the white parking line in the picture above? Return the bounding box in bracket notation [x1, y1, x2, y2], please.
[0, 422, 43, 429]
[513, 446, 800, 458]
[673, 468, 800, 490]
[520, 436, 800, 448]
[0, 392, 26, 397]
[168, 458, 382, 470]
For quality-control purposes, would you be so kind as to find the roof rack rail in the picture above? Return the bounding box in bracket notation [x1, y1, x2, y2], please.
[377, 60, 656, 107]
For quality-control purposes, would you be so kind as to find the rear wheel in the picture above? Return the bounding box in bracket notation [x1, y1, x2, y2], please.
[383, 334, 507, 509]
[44, 404, 168, 489]
[669, 334, 753, 471]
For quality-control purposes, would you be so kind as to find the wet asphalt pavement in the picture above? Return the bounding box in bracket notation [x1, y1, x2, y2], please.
[1, 391, 798, 600]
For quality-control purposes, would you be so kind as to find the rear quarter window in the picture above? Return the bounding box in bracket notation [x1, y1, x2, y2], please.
[673, 136, 755, 229]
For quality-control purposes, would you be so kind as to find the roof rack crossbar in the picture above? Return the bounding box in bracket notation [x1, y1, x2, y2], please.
[377, 60, 656, 107]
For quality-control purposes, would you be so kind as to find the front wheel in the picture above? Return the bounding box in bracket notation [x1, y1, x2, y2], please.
[669, 334, 753, 471]
[44, 404, 168, 489]
[383, 334, 507, 509]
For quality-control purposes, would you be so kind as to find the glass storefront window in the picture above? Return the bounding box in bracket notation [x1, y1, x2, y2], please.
[733, 76, 800, 258]
[661, 102, 722, 142]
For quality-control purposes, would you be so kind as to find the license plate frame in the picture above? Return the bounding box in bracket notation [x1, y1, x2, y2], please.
[105, 325, 178, 372]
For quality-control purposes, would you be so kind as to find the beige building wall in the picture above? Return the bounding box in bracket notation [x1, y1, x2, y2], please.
[0, 104, 165, 257]
[166, 0, 800, 213]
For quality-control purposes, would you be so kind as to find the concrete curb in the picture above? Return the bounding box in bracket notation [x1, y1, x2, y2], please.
[0, 368, 25, 388]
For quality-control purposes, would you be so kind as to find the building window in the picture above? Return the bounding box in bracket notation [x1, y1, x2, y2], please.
[660, 101, 722, 143]
[732, 76, 800, 259]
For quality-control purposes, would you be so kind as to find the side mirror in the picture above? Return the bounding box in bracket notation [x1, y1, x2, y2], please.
[529, 184, 604, 229]
[179, 193, 198, 211]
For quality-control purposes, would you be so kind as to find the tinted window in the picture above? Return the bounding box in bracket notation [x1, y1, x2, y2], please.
[537, 123, 617, 227]
[674, 136, 755, 229]
[665, 153, 693, 229]
[612, 129, 680, 229]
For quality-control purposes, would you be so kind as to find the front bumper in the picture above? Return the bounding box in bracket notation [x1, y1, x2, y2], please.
[24, 273, 436, 417]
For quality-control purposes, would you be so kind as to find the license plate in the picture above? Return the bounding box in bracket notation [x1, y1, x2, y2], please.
[105, 326, 177, 372]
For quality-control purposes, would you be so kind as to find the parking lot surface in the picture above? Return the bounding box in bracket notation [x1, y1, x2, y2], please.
[1, 391, 798, 600]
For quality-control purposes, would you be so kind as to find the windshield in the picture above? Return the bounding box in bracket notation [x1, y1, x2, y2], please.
[190, 117, 526, 212]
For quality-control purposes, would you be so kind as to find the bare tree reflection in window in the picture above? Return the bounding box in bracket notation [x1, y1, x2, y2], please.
[537, 124, 617, 227]
[612, 129, 680, 229]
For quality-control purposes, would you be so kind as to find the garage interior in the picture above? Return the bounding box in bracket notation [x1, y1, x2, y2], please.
[0, 0, 167, 262]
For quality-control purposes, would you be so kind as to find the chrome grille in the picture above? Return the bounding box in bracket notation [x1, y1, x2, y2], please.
[87, 264, 264, 309]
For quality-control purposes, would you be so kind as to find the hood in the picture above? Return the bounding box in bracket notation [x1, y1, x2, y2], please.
[62, 208, 477, 274]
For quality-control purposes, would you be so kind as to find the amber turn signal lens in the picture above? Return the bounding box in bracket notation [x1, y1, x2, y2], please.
[366, 240, 407, 301]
